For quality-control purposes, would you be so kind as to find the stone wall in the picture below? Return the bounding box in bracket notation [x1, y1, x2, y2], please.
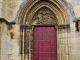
[67, 0, 80, 60]
[0, 0, 23, 20]
[0, 22, 20, 60]
[0, 0, 80, 60]
[1, 21, 8, 60]
[0, 0, 80, 21]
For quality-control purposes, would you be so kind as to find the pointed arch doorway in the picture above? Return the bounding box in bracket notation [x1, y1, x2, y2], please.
[16, 0, 72, 60]
[31, 7, 57, 60]
[33, 26, 57, 60]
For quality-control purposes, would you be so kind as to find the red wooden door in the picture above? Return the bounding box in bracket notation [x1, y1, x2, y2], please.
[33, 27, 57, 60]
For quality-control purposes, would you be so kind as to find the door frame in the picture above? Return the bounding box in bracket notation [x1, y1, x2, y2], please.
[28, 25, 58, 60]
[20, 24, 70, 60]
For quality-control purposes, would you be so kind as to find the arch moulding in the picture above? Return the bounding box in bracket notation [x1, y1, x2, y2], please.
[15, 0, 75, 60]
[16, 0, 75, 25]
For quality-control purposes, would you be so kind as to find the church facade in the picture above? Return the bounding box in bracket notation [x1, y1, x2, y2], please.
[0, 0, 80, 60]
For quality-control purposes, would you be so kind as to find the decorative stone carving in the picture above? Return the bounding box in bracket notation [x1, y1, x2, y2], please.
[33, 8, 57, 25]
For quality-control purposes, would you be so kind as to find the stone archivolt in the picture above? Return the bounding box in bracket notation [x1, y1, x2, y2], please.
[15, 0, 74, 60]
[16, 0, 73, 25]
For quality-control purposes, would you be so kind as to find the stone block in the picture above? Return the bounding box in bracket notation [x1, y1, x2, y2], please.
[0, 8, 2, 17]
[0, 2, 2, 8]
[1, 40, 7, 49]
[1, 48, 7, 54]
[7, 48, 13, 54]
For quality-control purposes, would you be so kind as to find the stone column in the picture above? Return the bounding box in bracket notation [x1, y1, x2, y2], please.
[70, 22, 76, 60]
[57, 25, 71, 60]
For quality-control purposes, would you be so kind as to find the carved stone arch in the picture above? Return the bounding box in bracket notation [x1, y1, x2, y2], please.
[23, 1, 68, 25]
[16, 0, 75, 25]
[16, 0, 74, 60]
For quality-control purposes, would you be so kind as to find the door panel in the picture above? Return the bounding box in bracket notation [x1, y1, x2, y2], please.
[33, 27, 57, 60]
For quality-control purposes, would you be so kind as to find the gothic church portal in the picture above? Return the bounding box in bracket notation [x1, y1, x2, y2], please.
[0, 0, 80, 60]
[17, 0, 71, 60]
